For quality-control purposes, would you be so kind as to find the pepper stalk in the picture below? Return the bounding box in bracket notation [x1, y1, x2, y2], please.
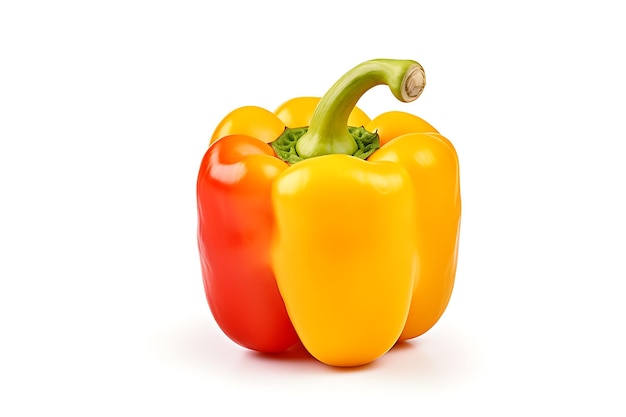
[291, 59, 425, 160]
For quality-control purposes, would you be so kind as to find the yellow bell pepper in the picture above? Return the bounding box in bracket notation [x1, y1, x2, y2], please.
[197, 59, 461, 367]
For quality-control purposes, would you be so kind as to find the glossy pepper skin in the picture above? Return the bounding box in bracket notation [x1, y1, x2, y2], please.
[196, 59, 461, 366]
[272, 155, 418, 366]
[197, 135, 296, 353]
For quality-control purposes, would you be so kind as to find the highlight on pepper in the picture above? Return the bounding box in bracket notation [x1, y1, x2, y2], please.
[196, 58, 461, 367]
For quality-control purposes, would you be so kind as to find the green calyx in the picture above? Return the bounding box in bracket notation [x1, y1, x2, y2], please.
[271, 126, 380, 165]
[271, 58, 426, 164]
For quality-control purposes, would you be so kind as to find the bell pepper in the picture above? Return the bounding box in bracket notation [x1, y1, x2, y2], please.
[196, 59, 461, 366]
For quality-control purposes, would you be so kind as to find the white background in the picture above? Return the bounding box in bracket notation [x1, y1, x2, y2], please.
[2, 0, 625, 415]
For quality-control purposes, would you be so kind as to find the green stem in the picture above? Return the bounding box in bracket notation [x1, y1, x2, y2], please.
[295, 59, 425, 159]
